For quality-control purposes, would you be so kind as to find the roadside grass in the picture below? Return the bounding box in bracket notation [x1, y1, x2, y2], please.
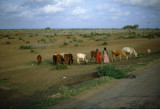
[26, 61, 69, 70]
[20, 76, 114, 109]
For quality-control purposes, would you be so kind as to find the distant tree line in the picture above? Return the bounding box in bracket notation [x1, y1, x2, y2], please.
[123, 24, 139, 29]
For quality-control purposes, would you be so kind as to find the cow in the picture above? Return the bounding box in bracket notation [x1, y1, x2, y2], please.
[76, 53, 88, 64]
[123, 47, 137, 59]
[64, 53, 73, 65]
[111, 49, 128, 62]
[53, 54, 64, 65]
[37, 55, 42, 65]
[147, 49, 151, 54]
[90, 50, 96, 62]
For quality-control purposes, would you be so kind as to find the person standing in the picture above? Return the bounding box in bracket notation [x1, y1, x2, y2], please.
[103, 47, 109, 63]
[96, 48, 103, 64]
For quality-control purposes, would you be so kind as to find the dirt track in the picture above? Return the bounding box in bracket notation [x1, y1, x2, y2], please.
[50, 61, 160, 109]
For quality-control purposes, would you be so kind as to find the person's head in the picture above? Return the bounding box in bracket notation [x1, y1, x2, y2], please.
[96, 48, 98, 52]
[104, 47, 106, 50]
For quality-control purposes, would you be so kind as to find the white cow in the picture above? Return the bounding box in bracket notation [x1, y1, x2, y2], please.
[76, 53, 88, 64]
[147, 49, 151, 54]
[123, 47, 137, 59]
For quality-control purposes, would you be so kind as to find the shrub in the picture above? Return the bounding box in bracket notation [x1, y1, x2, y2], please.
[45, 27, 51, 30]
[5, 42, 10, 44]
[20, 45, 32, 49]
[101, 42, 108, 45]
[146, 34, 155, 39]
[30, 49, 35, 53]
[97, 64, 127, 79]
[63, 41, 68, 46]
[19, 37, 22, 40]
[74, 44, 78, 47]
[3, 34, 10, 38]
[41, 39, 46, 43]
[127, 32, 137, 39]
[56, 64, 68, 70]
[59, 86, 70, 96]
[26, 41, 30, 44]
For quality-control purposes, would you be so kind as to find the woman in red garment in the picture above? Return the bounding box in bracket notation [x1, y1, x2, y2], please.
[96, 48, 103, 64]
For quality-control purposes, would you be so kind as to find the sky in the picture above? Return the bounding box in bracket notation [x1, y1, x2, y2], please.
[0, 0, 160, 29]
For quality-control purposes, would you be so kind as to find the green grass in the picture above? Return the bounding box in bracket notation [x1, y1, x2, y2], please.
[55, 64, 68, 70]
[21, 76, 114, 109]
[20, 45, 32, 49]
[101, 41, 108, 45]
[97, 64, 127, 79]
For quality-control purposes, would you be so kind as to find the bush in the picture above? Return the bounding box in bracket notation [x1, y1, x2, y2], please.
[5, 42, 10, 44]
[30, 49, 35, 53]
[56, 64, 68, 70]
[63, 41, 68, 46]
[97, 64, 127, 79]
[101, 42, 108, 45]
[74, 44, 78, 47]
[146, 34, 155, 39]
[19, 37, 22, 40]
[41, 39, 46, 43]
[127, 32, 137, 39]
[20, 45, 32, 49]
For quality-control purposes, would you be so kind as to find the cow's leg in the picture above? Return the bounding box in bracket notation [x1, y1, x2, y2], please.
[119, 55, 122, 61]
[111, 55, 113, 62]
[77, 58, 80, 64]
[90, 57, 92, 62]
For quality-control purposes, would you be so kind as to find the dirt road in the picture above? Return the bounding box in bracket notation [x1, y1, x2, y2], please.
[50, 62, 160, 109]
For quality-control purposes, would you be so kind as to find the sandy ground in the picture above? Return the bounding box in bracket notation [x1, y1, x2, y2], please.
[49, 61, 160, 109]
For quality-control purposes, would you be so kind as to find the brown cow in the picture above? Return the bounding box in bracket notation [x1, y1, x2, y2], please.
[64, 53, 73, 65]
[53, 54, 64, 65]
[37, 55, 42, 65]
[90, 50, 96, 62]
[111, 49, 128, 62]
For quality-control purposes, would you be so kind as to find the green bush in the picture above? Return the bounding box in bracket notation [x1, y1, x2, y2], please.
[146, 34, 155, 39]
[56, 64, 68, 70]
[20, 45, 32, 49]
[41, 39, 46, 43]
[127, 32, 137, 39]
[30, 49, 35, 53]
[97, 64, 127, 79]
[5, 42, 10, 44]
[74, 44, 78, 47]
[101, 42, 108, 45]
[63, 41, 68, 46]
[19, 37, 22, 40]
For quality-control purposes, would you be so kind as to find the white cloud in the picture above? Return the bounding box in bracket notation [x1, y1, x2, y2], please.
[109, 8, 130, 20]
[2, 4, 24, 13]
[72, 7, 87, 16]
[106, 0, 160, 9]
[96, 4, 109, 10]
[42, 5, 64, 14]
[28, 0, 49, 2]
[62, 0, 83, 6]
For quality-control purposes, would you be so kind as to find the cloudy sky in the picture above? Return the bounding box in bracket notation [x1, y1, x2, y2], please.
[0, 0, 160, 29]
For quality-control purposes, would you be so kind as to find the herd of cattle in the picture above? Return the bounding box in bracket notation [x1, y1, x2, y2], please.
[37, 47, 150, 65]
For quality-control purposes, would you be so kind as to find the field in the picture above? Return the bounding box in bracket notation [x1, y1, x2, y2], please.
[0, 29, 160, 109]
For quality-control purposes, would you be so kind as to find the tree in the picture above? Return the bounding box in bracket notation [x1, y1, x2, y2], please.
[123, 25, 133, 29]
[133, 24, 139, 29]
[45, 27, 51, 30]
[123, 24, 139, 29]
